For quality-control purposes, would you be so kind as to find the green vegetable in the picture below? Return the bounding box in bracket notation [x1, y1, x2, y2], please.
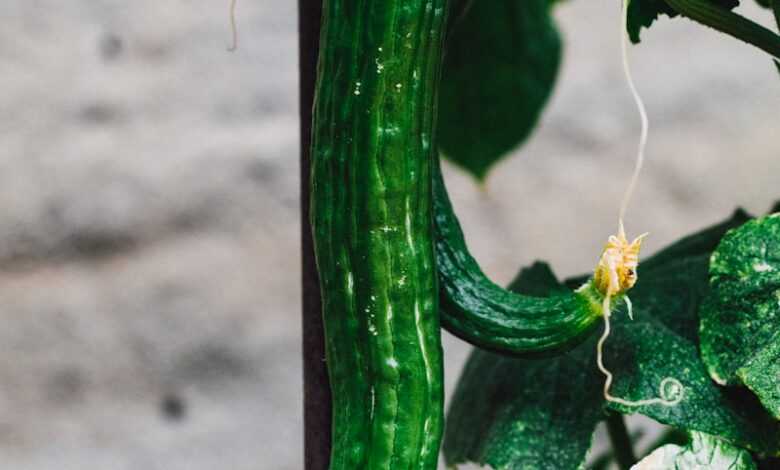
[307, 0, 780, 466]
[700, 214, 780, 418]
[630, 431, 756, 469]
[437, 0, 562, 180]
[309, 0, 449, 468]
[433, 158, 605, 356]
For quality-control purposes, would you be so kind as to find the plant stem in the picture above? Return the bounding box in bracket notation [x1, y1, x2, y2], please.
[664, 0, 780, 59]
[299, 0, 329, 469]
[606, 413, 636, 470]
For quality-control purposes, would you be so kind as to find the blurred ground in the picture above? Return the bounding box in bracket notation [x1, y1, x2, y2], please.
[1, 1, 778, 469]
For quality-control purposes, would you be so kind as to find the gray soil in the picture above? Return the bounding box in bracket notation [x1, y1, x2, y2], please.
[1, 1, 777, 469]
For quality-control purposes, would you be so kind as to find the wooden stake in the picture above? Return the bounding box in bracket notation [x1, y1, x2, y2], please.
[299, 1, 330, 468]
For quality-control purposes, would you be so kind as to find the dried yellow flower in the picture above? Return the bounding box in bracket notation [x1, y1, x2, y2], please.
[593, 221, 648, 297]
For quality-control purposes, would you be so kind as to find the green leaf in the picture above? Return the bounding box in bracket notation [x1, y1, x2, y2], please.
[631, 431, 756, 469]
[437, 0, 561, 180]
[700, 214, 780, 417]
[700, 214, 780, 382]
[626, 0, 739, 44]
[600, 316, 779, 455]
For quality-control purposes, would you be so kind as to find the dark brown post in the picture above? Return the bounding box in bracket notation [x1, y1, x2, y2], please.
[299, 0, 330, 469]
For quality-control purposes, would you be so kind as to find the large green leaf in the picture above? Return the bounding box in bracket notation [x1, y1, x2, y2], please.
[626, 0, 739, 44]
[600, 315, 778, 455]
[444, 213, 780, 469]
[700, 214, 780, 418]
[631, 431, 756, 469]
[437, 0, 561, 180]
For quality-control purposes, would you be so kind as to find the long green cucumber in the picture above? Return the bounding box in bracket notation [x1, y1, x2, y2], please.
[310, 0, 449, 468]
[433, 157, 605, 356]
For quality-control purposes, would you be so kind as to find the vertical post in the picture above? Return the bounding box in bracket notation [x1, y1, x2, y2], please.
[299, 0, 330, 469]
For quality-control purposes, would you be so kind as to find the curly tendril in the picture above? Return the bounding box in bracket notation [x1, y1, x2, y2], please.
[597, 295, 684, 408]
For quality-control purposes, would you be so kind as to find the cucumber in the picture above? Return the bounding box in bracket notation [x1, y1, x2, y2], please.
[433, 157, 605, 356]
[310, 0, 449, 468]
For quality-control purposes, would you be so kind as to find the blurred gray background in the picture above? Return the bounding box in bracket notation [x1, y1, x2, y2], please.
[1, 1, 778, 469]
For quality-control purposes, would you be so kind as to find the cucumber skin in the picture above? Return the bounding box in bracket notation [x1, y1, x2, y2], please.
[433, 158, 604, 357]
[310, 1, 449, 468]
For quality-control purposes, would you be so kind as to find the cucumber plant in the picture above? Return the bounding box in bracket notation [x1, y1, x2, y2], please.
[307, 0, 780, 468]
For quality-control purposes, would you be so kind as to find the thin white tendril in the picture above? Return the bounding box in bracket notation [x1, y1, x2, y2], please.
[595, 0, 695, 410]
[597, 3, 687, 404]
[597, 295, 684, 407]
[228, 0, 239, 52]
[618, 0, 648, 223]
